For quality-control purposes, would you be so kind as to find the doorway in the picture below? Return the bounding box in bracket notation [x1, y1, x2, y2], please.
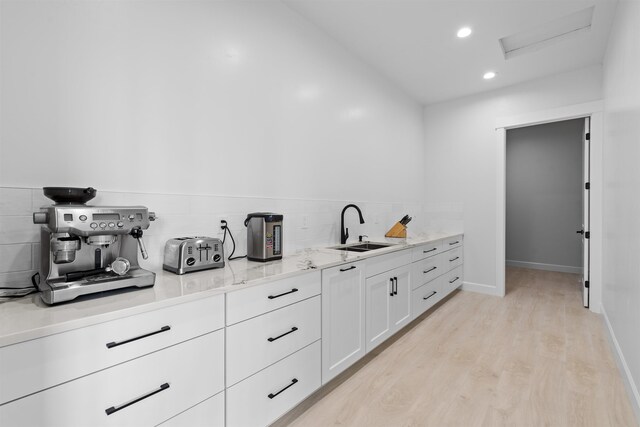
[494, 100, 603, 313]
[505, 118, 590, 306]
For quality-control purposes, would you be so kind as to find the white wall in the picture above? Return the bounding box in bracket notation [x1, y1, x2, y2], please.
[0, 0, 424, 203]
[423, 65, 603, 294]
[602, 0, 640, 416]
[506, 119, 584, 273]
[0, 0, 427, 287]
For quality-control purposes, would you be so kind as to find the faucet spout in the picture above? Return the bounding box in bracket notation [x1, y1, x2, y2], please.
[341, 204, 365, 245]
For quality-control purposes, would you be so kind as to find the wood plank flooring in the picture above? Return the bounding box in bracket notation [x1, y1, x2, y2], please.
[281, 267, 638, 427]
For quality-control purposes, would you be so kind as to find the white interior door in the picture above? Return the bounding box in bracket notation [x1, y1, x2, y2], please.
[581, 117, 591, 308]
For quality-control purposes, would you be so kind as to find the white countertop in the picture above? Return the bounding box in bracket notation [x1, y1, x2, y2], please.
[0, 232, 461, 347]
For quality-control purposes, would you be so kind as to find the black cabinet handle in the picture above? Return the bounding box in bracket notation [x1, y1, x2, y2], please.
[340, 266, 356, 272]
[449, 241, 459, 245]
[105, 383, 170, 415]
[106, 326, 171, 349]
[423, 266, 437, 274]
[449, 256, 460, 262]
[449, 276, 460, 284]
[268, 288, 298, 299]
[389, 278, 394, 297]
[423, 248, 437, 253]
[267, 327, 298, 342]
[268, 378, 298, 399]
[423, 291, 437, 300]
[393, 277, 398, 295]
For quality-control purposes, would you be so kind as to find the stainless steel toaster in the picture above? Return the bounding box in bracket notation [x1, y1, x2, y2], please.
[245, 213, 283, 262]
[163, 236, 224, 274]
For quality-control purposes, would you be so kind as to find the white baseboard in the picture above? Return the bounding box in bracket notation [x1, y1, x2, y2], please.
[601, 304, 640, 423]
[461, 281, 503, 297]
[506, 259, 582, 274]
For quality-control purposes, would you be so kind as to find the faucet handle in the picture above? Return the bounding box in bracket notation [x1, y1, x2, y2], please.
[359, 235, 368, 242]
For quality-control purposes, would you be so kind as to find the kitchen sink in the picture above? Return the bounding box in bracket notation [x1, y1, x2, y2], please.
[328, 242, 396, 252]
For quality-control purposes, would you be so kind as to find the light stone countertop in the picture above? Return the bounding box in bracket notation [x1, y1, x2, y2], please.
[0, 231, 462, 347]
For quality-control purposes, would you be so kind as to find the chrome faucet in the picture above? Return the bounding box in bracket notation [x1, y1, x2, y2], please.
[340, 204, 365, 244]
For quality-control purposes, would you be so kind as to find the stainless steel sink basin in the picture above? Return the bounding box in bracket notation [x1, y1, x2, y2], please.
[328, 242, 396, 252]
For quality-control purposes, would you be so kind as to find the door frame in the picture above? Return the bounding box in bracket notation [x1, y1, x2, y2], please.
[495, 100, 603, 313]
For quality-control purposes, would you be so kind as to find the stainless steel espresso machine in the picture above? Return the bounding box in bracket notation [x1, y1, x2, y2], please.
[33, 187, 157, 304]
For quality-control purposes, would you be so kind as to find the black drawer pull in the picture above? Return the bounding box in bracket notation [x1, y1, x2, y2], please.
[449, 276, 460, 284]
[106, 326, 171, 349]
[105, 383, 170, 415]
[449, 256, 460, 262]
[267, 326, 298, 342]
[449, 241, 459, 245]
[268, 378, 298, 399]
[389, 278, 394, 297]
[340, 266, 356, 272]
[423, 266, 437, 274]
[423, 248, 437, 253]
[268, 288, 298, 299]
[393, 277, 398, 295]
[423, 291, 437, 300]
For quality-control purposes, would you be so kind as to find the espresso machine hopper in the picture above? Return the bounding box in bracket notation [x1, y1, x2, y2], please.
[33, 187, 157, 304]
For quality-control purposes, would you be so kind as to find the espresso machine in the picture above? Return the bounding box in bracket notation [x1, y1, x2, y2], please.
[33, 187, 157, 304]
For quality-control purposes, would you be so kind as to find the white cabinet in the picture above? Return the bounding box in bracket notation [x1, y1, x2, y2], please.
[390, 265, 411, 331]
[227, 295, 321, 386]
[226, 341, 321, 427]
[365, 264, 411, 353]
[0, 294, 225, 406]
[0, 331, 225, 427]
[321, 261, 365, 384]
[226, 271, 321, 326]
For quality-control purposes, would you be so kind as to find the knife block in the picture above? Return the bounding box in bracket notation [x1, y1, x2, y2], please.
[385, 221, 407, 238]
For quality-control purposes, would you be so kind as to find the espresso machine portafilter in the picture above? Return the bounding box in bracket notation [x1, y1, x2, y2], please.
[33, 187, 157, 304]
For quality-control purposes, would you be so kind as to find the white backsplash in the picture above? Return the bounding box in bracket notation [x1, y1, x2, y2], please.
[0, 186, 463, 287]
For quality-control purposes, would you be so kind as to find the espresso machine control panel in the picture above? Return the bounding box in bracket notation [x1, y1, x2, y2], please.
[34, 206, 155, 236]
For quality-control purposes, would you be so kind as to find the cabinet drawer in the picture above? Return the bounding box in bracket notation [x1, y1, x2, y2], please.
[0, 295, 224, 405]
[226, 341, 321, 427]
[158, 392, 224, 427]
[365, 249, 412, 278]
[411, 241, 441, 262]
[227, 295, 321, 386]
[412, 279, 443, 320]
[441, 266, 464, 295]
[226, 271, 321, 325]
[442, 235, 463, 250]
[443, 246, 463, 271]
[0, 330, 225, 427]
[411, 254, 442, 290]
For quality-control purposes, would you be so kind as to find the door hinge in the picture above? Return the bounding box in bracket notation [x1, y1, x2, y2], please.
[586, 132, 590, 140]
[585, 182, 590, 190]
[585, 231, 590, 239]
[585, 280, 590, 289]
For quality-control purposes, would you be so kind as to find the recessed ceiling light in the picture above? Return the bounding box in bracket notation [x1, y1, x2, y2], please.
[483, 71, 497, 80]
[457, 27, 472, 38]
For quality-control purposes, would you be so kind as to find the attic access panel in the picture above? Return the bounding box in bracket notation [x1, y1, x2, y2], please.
[500, 6, 594, 59]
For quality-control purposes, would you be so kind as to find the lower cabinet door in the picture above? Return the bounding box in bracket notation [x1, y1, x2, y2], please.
[390, 265, 411, 332]
[0, 330, 225, 427]
[157, 392, 224, 427]
[226, 341, 321, 427]
[365, 274, 393, 353]
[321, 262, 365, 384]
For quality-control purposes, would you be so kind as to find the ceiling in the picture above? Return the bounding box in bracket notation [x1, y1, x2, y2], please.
[283, 0, 618, 105]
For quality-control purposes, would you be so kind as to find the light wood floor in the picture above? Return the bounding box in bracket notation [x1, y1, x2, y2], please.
[282, 267, 638, 427]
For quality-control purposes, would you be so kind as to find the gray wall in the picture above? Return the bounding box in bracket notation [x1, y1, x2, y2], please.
[506, 119, 584, 272]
